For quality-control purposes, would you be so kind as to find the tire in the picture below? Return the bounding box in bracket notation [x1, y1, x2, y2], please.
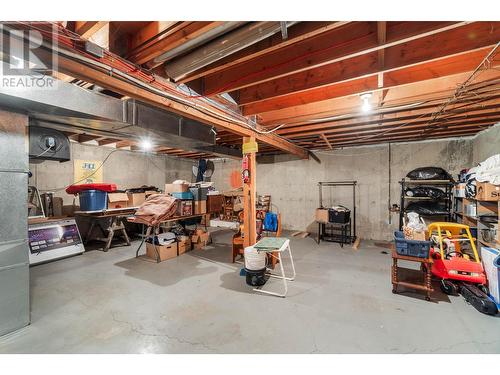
[478, 284, 490, 296]
[440, 280, 458, 295]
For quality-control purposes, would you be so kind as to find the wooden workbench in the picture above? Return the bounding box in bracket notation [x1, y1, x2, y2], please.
[391, 246, 433, 301]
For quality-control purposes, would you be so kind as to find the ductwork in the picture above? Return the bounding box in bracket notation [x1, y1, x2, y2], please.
[152, 21, 246, 66]
[166, 21, 298, 82]
[0, 73, 241, 158]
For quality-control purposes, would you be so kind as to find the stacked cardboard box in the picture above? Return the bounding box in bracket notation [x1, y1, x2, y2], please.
[191, 229, 210, 250]
[177, 236, 192, 255]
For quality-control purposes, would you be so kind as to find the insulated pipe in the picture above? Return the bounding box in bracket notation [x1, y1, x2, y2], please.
[152, 21, 245, 66]
[165, 21, 298, 82]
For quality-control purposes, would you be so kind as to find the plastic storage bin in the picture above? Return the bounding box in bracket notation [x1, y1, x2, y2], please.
[79, 190, 108, 211]
[171, 191, 194, 200]
[328, 206, 351, 224]
[393, 231, 431, 258]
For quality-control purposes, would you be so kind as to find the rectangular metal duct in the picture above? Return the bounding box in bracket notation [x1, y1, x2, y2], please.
[165, 21, 298, 82]
[0, 110, 30, 337]
[152, 22, 245, 66]
[0, 76, 240, 158]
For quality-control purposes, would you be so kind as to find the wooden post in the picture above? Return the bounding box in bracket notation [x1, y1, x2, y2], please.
[243, 136, 257, 248]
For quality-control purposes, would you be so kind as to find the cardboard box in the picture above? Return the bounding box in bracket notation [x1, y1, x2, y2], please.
[476, 182, 500, 201]
[108, 193, 129, 209]
[165, 183, 189, 193]
[177, 236, 192, 255]
[146, 242, 178, 261]
[315, 208, 329, 223]
[127, 192, 146, 207]
[176, 200, 193, 216]
[194, 200, 207, 215]
[191, 229, 210, 249]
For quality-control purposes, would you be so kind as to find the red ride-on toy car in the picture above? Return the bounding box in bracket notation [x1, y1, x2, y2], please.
[428, 222, 497, 315]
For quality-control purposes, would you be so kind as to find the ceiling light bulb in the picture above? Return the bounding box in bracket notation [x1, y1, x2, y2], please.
[360, 92, 373, 113]
[140, 139, 152, 151]
[361, 99, 371, 113]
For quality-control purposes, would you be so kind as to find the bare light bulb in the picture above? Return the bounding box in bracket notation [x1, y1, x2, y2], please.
[360, 92, 373, 113]
[140, 139, 152, 151]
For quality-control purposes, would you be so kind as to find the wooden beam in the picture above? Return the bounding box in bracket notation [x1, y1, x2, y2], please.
[256, 69, 500, 126]
[202, 21, 469, 95]
[241, 46, 496, 115]
[128, 21, 180, 52]
[243, 136, 257, 248]
[180, 21, 350, 83]
[115, 140, 132, 148]
[238, 22, 500, 107]
[377, 21, 387, 69]
[97, 138, 120, 146]
[127, 22, 224, 67]
[320, 133, 333, 150]
[45, 46, 308, 159]
[74, 21, 108, 39]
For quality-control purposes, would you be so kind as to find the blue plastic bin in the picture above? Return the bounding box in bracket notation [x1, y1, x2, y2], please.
[172, 191, 194, 200]
[79, 190, 108, 211]
[393, 231, 431, 258]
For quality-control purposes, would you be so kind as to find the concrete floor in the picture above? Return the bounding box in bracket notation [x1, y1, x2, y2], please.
[0, 229, 499, 354]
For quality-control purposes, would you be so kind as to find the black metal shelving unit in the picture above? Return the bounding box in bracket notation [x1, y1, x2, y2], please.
[317, 181, 357, 245]
[398, 179, 454, 230]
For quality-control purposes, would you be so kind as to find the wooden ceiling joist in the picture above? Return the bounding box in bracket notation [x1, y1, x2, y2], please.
[74, 21, 108, 39]
[239, 22, 500, 109]
[180, 21, 350, 84]
[43, 45, 308, 159]
[241, 46, 498, 115]
[200, 21, 471, 96]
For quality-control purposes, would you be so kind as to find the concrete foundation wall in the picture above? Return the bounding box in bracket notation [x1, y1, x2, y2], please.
[30, 142, 195, 205]
[472, 122, 500, 164]
[215, 138, 475, 241]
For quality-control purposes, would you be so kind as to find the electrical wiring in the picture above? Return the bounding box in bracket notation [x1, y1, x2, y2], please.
[10, 22, 298, 142]
[34, 145, 53, 158]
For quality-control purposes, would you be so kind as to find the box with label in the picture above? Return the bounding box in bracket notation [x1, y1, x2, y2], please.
[146, 242, 178, 261]
[176, 200, 193, 216]
[315, 208, 329, 223]
[108, 193, 129, 209]
[194, 200, 207, 215]
[127, 192, 146, 207]
[476, 182, 500, 201]
[165, 183, 189, 193]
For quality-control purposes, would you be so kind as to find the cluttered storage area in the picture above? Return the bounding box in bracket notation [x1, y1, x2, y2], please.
[1, 20, 500, 355]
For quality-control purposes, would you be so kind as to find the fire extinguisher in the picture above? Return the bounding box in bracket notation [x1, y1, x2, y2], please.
[242, 154, 250, 184]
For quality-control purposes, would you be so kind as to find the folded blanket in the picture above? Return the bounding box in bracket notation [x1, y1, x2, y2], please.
[133, 194, 178, 226]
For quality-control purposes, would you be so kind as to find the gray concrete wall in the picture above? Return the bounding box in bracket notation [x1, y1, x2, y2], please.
[216, 138, 474, 241]
[30, 142, 195, 205]
[472, 122, 500, 164]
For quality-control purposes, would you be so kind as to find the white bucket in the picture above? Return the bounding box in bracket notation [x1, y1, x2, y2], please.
[244, 246, 266, 271]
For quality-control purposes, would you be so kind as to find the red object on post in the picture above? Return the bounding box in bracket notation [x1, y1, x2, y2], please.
[242, 155, 250, 184]
[66, 183, 117, 195]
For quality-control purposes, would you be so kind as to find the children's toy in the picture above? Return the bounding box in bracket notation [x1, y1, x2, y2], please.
[428, 222, 497, 315]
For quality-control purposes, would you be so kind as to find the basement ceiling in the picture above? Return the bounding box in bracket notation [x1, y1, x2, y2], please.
[8, 21, 500, 157]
